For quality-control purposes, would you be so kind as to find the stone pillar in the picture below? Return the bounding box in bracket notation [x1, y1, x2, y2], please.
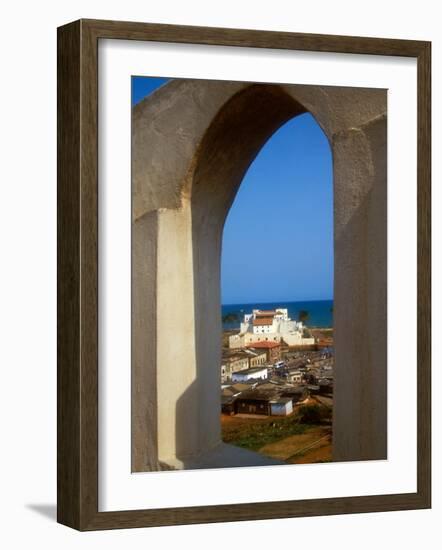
[332, 115, 387, 461]
[131, 211, 159, 471]
[155, 204, 203, 465]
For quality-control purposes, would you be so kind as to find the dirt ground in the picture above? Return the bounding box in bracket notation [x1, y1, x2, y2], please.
[221, 408, 333, 464]
[259, 426, 332, 463]
[309, 327, 334, 339]
[289, 439, 332, 464]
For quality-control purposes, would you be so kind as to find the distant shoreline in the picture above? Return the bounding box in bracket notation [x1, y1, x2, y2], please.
[222, 299, 334, 330]
[222, 298, 333, 307]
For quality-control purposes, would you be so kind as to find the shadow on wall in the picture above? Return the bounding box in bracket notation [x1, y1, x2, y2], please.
[174, 373, 285, 469]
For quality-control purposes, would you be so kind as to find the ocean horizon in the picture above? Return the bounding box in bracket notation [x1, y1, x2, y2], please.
[221, 299, 333, 330]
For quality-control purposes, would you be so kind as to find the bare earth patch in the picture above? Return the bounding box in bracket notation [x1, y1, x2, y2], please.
[259, 426, 331, 462]
[221, 409, 333, 464]
[289, 439, 332, 464]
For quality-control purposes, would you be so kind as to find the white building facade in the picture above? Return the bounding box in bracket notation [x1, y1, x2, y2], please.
[229, 308, 315, 348]
[231, 367, 268, 382]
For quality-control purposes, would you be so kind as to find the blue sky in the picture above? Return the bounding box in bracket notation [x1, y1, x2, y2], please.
[132, 77, 333, 304]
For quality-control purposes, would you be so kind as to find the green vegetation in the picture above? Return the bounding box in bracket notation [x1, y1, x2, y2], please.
[223, 416, 308, 451]
[298, 404, 332, 424]
[223, 404, 332, 452]
[298, 310, 309, 323]
[222, 312, 239, 324]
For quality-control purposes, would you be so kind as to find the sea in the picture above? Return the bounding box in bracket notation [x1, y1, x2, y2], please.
[221, 299, 333, 330]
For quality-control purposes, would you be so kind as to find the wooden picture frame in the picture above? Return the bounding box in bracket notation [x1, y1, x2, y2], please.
[57, 18, 431, 530]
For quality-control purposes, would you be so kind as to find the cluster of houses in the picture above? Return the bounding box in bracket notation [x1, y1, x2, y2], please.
[221, 353, 334, 417]
[221, 379, 310, 417]
[221, 340, 282, 383]
[220, 307, 334, 418]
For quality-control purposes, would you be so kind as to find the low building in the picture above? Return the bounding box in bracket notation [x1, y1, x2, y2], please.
[269, 397, 293, 416]
[317, 337, 334, 349]
[230, 382, 257, 392]
[307, 384, 321, 395]
[220, 382, 258, 414]
[223, 381, 308, 417]
[221, 395, 236, 415]
[281, 385, 309, 405]
[253, 380, 285, 391]
[233, 387, 296, 416]
[319, 379, 334, 395]
[246, 340, 281, 363]
[221, 350, 250, 383]
[287, 370, 303, 384]
[233, 387, 277, 415]
[231, 366, 268, 382]
[247, 349, 268, 368]
[235, 396, 270, 415]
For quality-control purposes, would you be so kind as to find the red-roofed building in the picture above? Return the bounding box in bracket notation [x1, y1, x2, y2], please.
[255, 310, 277, 317]
[229, 307, 315, 349]
[252, 317, 274, 327]
[247, 340, 281, 363]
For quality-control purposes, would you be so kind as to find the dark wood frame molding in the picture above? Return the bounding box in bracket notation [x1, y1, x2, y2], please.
[57, 18, 431, 531]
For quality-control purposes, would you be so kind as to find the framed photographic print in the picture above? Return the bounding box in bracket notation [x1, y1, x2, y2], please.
[57, 19, 431, 530]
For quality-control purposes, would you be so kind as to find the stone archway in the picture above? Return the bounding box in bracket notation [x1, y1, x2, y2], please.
[131, 79, 387, 471]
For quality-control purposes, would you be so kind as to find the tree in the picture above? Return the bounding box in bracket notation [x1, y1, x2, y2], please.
[222, 312, 239, 324]
[298, 310, 309, 324]
[298, 404, 331, 424]
[298, 404, 322, 424]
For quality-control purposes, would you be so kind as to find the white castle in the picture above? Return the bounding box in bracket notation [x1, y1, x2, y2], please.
[229, 308, 315, 349]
